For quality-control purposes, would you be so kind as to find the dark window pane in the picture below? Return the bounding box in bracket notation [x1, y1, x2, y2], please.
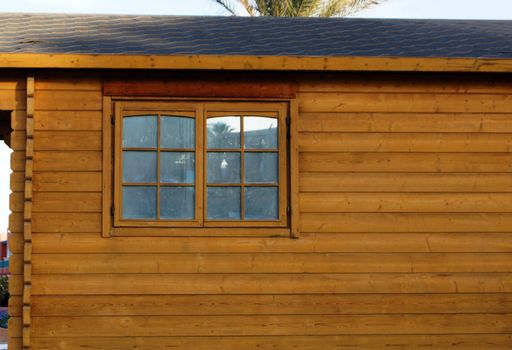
[123, 151, 157, 183]
[161, 116, 195, 149]
[207, 116, 240, 149]
[123, 116, 157, 148]
[207, 152, 240, 184]
[161, 152, 195, 184]
[207, 187, 241, 220]
[244, 116, 278, 149]
[122, 186, 157, 219]
[160, 187, 195, 219]
[244, 152, 278, 184]
[245, 187, 278, 220]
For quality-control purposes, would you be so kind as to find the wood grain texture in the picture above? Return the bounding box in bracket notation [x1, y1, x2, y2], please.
[29, 273, 512, 295]
[21, 252, 512, 274]
[300, 193, 512, 212]
[300, 132, 512, 152]
[30, 314, 512, 336]
[8, 232, 512, 254]
[300, 152, 512, 173]
[21, 72, 512, 346]
[20, 334, 512, 350]
[33, 172, 102, 192]
[299, 92, 512, 113]
[17, 293, 512, 316]
[300, 172, 512, 193]
[299, 112, 512, 133]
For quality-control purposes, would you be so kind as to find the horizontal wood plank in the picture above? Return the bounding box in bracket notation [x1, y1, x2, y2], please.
[34, 131, 102, 151]
[30, 314, 512, 336]
[300, 213, 512, 233]
[23, 334, 512, 350]
[16, 293, 512, 316]
[300, 132, 512, 152]
[35, 111, 102, 131]
[33, 172, 102, 192]
[297, 74, 512, 93]
[9, 232, 512, 254]
[300, 153, 512, 173]
[299, 112, 512, 133]
[30, 273, 512, 294]
[31, 192, 101, 212]
[23, 253, 512, 274]
[35, 90, 102, 110]
[35, 72, 102, 90]
[299, 92, 512, 113]
[300, 193, 512, 213]
[32, 213, 102, 233]
[300, 172, 512, 192]
[0, 89, 25, 110]
[34, 151, 101, 171]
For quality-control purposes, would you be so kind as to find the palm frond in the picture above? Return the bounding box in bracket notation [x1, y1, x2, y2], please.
[213, 0, 239, 15]
[212, 0, 381, 17]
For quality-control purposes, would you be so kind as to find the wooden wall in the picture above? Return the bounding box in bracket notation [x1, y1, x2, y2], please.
[7, 70, 512, 349]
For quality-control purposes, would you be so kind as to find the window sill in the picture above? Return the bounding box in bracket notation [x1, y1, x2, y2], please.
[110, 226, 292, 238]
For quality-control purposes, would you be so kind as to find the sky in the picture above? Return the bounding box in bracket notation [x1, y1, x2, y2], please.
[0, 0, 510, 236]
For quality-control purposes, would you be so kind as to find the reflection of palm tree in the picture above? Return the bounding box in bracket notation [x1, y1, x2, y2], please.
[208, 122, 237, 147]
[208, 122, 233, 138]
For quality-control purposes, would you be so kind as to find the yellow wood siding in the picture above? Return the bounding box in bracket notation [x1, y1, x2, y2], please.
[8, 71, 512, 349]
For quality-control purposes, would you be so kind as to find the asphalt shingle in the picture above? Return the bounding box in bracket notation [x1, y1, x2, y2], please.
[0, 13, 510, 58]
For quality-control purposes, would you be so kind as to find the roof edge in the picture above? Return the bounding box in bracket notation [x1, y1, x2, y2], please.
[0, 53, 512, 72]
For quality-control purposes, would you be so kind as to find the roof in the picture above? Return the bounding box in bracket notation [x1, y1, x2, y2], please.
[0, 13, 511, 58]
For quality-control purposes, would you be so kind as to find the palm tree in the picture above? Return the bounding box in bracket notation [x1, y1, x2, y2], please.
[213, 0, 379, 17]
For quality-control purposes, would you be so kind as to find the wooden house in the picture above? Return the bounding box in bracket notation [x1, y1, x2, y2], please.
[1, 13, 512, 349]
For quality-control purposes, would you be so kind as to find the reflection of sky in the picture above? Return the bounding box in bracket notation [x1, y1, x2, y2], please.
[207, 116, 277, 133]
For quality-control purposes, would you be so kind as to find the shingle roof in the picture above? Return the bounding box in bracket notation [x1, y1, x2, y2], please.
[0, 13, 511, 58]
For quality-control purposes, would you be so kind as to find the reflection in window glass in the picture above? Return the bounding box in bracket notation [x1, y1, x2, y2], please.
[161, 152, 195, 183]
[207, 152, 241, 184]
[207, 187, 241, 220]
[160, 187, 195, 219]
[161, 116, 195, 149]
[245, 187, 278, 220]
[122, 186, 157, 219]
[244, 153, 278, 184]
[123, 116, 157, 148]
[244, 116, 278, 149]
[207, 116, 240, 149]
[123, 151, 157, 183]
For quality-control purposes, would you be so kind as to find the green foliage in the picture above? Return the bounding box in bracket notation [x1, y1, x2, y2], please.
[213, 0, 379, 17]
[0, 275, 8, 307]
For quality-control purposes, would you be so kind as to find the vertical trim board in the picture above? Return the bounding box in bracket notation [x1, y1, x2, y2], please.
[22, 75, 34, 349]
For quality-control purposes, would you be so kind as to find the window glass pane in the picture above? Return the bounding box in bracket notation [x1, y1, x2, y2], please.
[244, 152, 278, 184]
[207, 116, 240, 149]
[207, 152, 240, 184]
[161, 116, 195, 149]
[244, 117, 278, 149]
[123, 116, 157, 148]
[123, 151, 157, 183]
[122, 186, 157, 219]
[161, 152, 195, 184]
[160, 187, 195, 219]
[207, 187, 241, 220]
[244, 187, 278, 220]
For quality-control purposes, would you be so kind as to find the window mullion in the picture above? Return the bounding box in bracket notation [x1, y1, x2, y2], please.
[156, 113, 161, 221]
[240, 114, 245, 221]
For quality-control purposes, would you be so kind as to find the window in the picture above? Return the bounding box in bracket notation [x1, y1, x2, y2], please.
[111, 101, 289, 231]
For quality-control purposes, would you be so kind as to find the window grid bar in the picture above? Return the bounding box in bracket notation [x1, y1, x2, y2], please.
[123, 147, 196, 152]
[240, 114, 245, 221]
[156, 113, 161, 220]
[123, 182, 195, 187]
[207, 148, 277, 153]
